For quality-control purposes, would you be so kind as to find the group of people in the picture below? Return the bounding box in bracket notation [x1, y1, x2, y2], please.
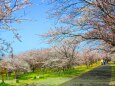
[101, 59, 108, 65]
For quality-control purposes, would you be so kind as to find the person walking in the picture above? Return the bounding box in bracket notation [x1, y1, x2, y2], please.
[101, 59, 104, 65]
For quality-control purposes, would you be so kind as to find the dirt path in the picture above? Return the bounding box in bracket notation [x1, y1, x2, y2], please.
[59, 65, 112, 86]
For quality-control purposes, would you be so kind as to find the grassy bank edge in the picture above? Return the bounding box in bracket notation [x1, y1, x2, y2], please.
[109, 62, 115, 86]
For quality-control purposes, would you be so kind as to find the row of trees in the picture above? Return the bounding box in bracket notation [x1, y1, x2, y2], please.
[0, 47, 110, 83]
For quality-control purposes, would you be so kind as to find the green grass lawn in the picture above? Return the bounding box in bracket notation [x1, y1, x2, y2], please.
[0, 62, 101, 86]
[110, 62, 115, 86]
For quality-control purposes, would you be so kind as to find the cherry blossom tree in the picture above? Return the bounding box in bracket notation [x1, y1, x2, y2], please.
[111, 47, 115, 62]
[0, 59, 13, 83]
[42, 0, 115, 57]
[75, 48, 110, 68]
[16, 49, 50, 72]
[0, 0, 31, 56]
[0, 56, 30, 83]
[51, 39, 78, 69]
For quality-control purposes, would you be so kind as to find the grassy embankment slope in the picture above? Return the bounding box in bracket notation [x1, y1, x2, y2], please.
[110, 62, 115, 86]
[0, 62, 101, 86]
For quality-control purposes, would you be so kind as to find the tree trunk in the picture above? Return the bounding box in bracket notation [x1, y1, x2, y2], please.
[32, 66, 35, 73]
[1, 73, 5, 83]
[14, 71, 17, 79]
[8, 72, 11, 80]
[15, 71, 19, 83]
[86, 62, 89, 69]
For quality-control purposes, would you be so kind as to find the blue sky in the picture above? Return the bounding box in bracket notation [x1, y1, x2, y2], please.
[1, 0, 55, 54]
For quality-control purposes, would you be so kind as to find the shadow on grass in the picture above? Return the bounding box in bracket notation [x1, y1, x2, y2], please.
[59, 65, 112, 86]
[0, 82, 11, 86]
[18, 68, 86, 80]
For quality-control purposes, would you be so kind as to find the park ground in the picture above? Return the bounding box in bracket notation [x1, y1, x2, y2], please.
[0, 62, 115, 86]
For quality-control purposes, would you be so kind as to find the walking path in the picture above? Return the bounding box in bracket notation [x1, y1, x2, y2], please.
[59, 65, 112, 86]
